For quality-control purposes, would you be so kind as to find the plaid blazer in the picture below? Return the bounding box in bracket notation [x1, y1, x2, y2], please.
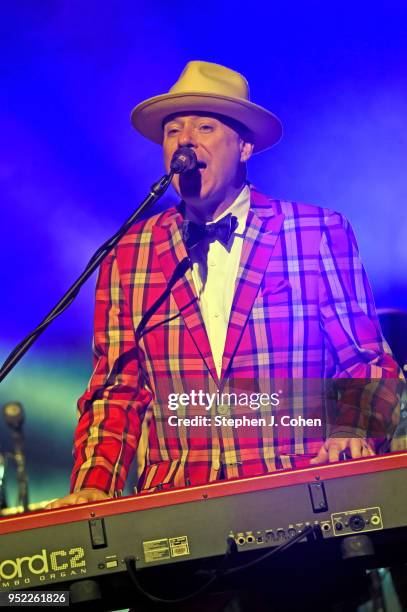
[71, 187, 401, 496]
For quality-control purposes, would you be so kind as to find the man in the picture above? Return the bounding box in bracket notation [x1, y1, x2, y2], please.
[49, 61, 401, 509]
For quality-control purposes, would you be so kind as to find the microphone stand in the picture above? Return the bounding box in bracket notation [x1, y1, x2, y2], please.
[3, 402, 29, 512]
[0, 447, 7, 510]
[0, 171, 175, 383]
[12, 429, 29, 512]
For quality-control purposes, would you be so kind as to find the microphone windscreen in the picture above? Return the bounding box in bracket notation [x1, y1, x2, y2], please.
[170, 147, 197, 174]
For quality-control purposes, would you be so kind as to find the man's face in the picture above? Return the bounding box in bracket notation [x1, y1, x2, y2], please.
[162, 113, 252, 213]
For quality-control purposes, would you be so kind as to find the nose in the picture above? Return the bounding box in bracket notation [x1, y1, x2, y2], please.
[177, 125, 197, 149]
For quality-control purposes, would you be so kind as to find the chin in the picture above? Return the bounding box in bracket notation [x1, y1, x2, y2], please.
[179, 172, 207, 200]
[184, 188, 215, 204]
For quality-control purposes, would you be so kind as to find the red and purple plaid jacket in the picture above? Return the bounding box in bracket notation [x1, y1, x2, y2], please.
[71, 187, 401, 496]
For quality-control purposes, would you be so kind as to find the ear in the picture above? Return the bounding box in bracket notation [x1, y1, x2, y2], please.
[240, 141, 254, 163]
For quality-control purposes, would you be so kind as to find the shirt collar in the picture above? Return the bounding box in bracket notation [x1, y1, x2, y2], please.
[184, 184, 250, 236]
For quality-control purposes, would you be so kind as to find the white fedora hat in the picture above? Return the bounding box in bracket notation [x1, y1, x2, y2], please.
[131, 61, 283, 154]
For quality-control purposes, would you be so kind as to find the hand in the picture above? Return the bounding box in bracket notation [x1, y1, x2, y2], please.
[45, 488, 110, 509]
[310, 437, 375, 465]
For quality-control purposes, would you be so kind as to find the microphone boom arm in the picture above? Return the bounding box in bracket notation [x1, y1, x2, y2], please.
[0, 172, 175, 383]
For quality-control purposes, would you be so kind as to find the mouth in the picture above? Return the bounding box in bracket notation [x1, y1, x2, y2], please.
[182, 160, 206, 177]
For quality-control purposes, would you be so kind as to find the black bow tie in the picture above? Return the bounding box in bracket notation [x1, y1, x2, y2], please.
[182, 213, 238, 249]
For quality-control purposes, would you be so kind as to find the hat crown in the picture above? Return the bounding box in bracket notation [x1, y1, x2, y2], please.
[169, 61, 250, 101]
[131, 60, 282, 153]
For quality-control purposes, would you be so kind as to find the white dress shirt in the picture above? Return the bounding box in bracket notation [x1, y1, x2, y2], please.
[187, 185, 250, 377]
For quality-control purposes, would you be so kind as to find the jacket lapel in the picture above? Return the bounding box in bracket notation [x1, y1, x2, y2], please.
[221, 190, 285, 379]
[152, 211, 219, 382]
[151, 188, 285, 383]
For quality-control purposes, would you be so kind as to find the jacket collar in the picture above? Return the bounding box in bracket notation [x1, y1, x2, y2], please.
[152, 186, 285, 383]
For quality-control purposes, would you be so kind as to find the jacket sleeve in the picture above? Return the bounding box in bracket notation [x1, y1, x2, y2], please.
[70, 249, 152, 496]
[318, 212, 403, 441]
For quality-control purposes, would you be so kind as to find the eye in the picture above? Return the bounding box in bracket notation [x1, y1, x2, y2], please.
[165, 126, 180, 136]
[199, 123, 214, 132]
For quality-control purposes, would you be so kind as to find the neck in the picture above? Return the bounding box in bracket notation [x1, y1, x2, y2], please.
[184, 183, 246, 223]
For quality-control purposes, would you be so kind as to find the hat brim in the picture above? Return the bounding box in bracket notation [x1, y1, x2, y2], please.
[130, 92, 283, 154]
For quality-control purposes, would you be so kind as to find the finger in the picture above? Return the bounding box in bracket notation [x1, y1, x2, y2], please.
[46, 501, 68, 509]
[366, 439, 375, 455]
[76, 496, 92, 504]
[328, 442, 342, 463]
[362, 442, 375, 457]
[310, 445, 329, 465]
[45, 499, 67, 509]
[350, 438, 363, 459]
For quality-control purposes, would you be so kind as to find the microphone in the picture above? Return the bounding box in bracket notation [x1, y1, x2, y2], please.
[3, 401, 24, 431]
[170, 147, 198, 174]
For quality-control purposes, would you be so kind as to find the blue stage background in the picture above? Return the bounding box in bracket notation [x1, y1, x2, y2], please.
[0, 1, 406, 504]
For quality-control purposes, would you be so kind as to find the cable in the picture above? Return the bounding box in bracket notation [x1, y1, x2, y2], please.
[125, 556, 219, 605]
[124, 526, 315, 604]
[0, 171, 174, 383]
[222, 525, 314, 576]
